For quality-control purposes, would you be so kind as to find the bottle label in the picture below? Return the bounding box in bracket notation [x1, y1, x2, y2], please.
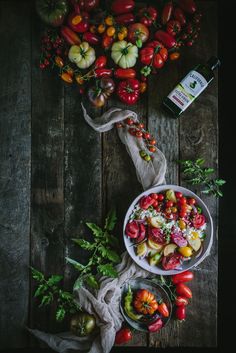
[167, 70, 208, 111]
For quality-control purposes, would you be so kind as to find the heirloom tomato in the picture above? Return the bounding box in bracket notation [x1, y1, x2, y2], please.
[117, 78, 140, 105]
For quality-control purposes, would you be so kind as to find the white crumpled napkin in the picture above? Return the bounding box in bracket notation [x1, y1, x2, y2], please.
[29, 105, 167, 352]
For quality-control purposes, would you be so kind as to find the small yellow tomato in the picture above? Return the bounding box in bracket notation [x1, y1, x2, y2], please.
[178, 220, 186, 230]
[55, 56, 64, 68]
[191, 231, 199, 240]
[75, 75, 84, 85]
[107, 26, 116, 37]
[72, 15, 82, 25]
[120, 26, 128, 36]
[98, 23, 106, 33]
[118, 32, 125, 40]
[178, 246, 193, 257]
[61, 72, 73, 83]
[105, 15, 114, 26]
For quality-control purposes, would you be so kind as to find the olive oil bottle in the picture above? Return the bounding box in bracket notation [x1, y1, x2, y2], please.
[163, 56, 220, 117]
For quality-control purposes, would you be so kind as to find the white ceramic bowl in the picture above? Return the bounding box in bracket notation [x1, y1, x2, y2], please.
[123, 184, 213, 275]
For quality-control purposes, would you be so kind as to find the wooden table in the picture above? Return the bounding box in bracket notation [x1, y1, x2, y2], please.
[0, 0, 218, 350]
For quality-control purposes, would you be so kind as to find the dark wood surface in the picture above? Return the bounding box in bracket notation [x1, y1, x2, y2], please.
[0, 0, 218, 350]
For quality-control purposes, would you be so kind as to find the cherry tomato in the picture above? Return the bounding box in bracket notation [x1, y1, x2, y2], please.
[55, 56, 64, 67]
[107, 26, 116, 37]
[143, 132, 151, 139]
[175, 283, 192, 298]
[175, 296, 189, 306]
[179, 197, 187, 205]
[136, 122, 144, 129]
[150, 193, 158, 200]
[179, 211, 186, 218]
[175, 192, 183, 199]
[149, 139, 156, 145]
[172, 271, 194, 285]
[192, 214, 206, 228]
[172, 207, 178, 213]
[157, 302, 169, 317]
[169, 51, 180, 61]
[140, 82, 147, 93]
[152, 200, 158, 207]
[187, 197, 196, 205]
[125, 118, 134, 125]
[102, 33, 114, 48]
[136, 131, 143, 138]
[175, 305, 186, 321]
[128, 128, 137, 136]
[149, 146, 156, 153]
[158, 194, 164, 201]
[105, 15, 114, 26]
[61, 72, 73, 83]
[166, 200, 173, 208]
[115, 327, 132, 344]
[98, 23, 106, 33]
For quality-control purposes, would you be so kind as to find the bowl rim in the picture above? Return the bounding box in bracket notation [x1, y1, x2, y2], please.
[123, 184, 214, 275]
[119, 277, 172, 332]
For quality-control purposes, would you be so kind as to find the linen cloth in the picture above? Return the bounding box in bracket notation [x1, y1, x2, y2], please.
[29, 105, 166, 352]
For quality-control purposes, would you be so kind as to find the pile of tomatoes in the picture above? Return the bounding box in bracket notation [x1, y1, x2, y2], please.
[36, 0, 202, 106]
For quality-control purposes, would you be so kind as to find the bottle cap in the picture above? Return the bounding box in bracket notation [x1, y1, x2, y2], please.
[207, 56, 221, 70]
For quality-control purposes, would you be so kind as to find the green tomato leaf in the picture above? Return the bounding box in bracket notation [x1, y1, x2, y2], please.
[56, 307, 66, 322]
[104, 209, 117, 231]
[105, 249, 121, 263]
[47, 275, 63, 287]
[215, 179, 226, 186]
[72, 238, 95, 250]
[107, 234, 119, 248]
[97, 263, 118, 278]
[31, 267, 44, 282]
[73, 277, 84, 291]
[66, 257, 85, 271]
[34, 284, 47, 297]
[39, 294, 53, 307]
[196, 158, 205, 165]
[85, 275, 99, 289]
[86, 223, 103, 238]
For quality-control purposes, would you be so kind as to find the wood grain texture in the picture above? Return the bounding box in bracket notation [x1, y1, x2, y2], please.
[0, 1, 31, 348]
[30, 8, 65, 339]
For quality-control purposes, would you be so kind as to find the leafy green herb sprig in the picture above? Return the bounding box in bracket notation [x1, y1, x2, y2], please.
[66, 210, 121, 291]
[31, 267, 81, 322]
[178, 158, 226, 197]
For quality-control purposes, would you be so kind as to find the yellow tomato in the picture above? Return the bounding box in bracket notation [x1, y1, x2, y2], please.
[120, 26, 128, 36]
[191, 231, 199, 240]
[178, 246, 193, 257]
[118, 32, 125, 40]
[107, 26, 116, 37]
[178, 220, 186, 230]
[72, 15, 82, 25]
[75, 75, 84, 85]
[89, 25, 96, 33]
[98, 24, 106, 34]
[105, 16, 114, 26]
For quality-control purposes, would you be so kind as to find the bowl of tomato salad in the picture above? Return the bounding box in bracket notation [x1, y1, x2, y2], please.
[123, 185, 213, 275]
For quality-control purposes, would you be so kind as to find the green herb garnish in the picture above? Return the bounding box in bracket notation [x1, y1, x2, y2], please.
[178, 158, 226, 197]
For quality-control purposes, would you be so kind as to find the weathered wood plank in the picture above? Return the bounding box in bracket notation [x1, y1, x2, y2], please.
[30, 7, 65, 339]
[149, 1, 218, 347]
[0, 1, 31, 348]
[63, 90, 103, 292]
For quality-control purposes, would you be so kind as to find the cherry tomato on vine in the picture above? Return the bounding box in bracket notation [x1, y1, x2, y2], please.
[143, 132, 151, 139]
[150, 193, 158, 200]
[125, 118, 134, 125]
[149, 146, 156, 153]
[136, 130, 143, 138]
[188, 198, 196, 205]
[149, 139, 156, 145]
[175, 296, 189, 306]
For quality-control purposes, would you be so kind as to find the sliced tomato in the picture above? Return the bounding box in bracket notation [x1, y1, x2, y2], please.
[162, 253, 182, 270]
[192, 214, 206, 228]
[148, 226, 166, 244]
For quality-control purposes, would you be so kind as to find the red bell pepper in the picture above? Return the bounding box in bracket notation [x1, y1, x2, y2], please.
[60, 26, 81, 45]
[161, 1, 173, 25]
[111, 0, 135, 15]
[154, 30, 176, 48]
[138, 6, 158, 27]
[82, 31, 100, 45]
[177, 0, 196, 14]
[114, 13, 135, 25]
[117, 79, 140, 105]
[173, 7, 186, 26]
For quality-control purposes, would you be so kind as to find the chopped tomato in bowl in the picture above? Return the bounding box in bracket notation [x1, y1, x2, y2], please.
[123, 185, 213, 275]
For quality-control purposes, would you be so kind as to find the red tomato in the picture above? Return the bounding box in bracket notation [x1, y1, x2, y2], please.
[125, 221, 139, 238]
[115, 13, 135, 25]
[143, 132, 151, 139]
[115, 327, 132, 344]
[158, 194, 164, 201]
[188, 198, 196, 205]
[175, 296, 189, 306]
[179, 197, 187, 205]
[162, 253, 183, 270]
[192, 214, 206, 229]
[148, 226, 166, 244]
[175, 283, 192, 298]
[117, 79, 140, 105]
[127, 23, 149, 45]
[166, 200, 173, 208]
[152, 200, 158, 207]
[171, 271, 194, 284]
[175, 191, 183, 199]
[139, 6, 158, 27]
[175, 305, 186, 320]
[95, 55, 107, 68]
[140, 195, 155, 210]
[150, 193, 158, 200]
[114, 68, 136, 79]
[157, 302, 169, 317]
[125, 118, 134, 125]
[173, 7, 186, 26]
[111, 0, 135, 15]
[161, 1, 173, 25]
[166, 20, 181, 36]
[68, 11, 89, 33]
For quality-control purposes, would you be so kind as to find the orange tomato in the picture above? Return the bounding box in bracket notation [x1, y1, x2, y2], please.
[139, 82, 147, 93]
[98, 23, 106, 34]
[66, 67, 74, 76]
[169, 51, 180, 60]
[72, 15, 82, 25]
[55, 56, 64, 68]
[61, 72, 73, 83]
[133, 289, 158, 315]
[75, 75, 84, 85]
[105, 15, 114, 26]
[107, 26, 116, 37]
